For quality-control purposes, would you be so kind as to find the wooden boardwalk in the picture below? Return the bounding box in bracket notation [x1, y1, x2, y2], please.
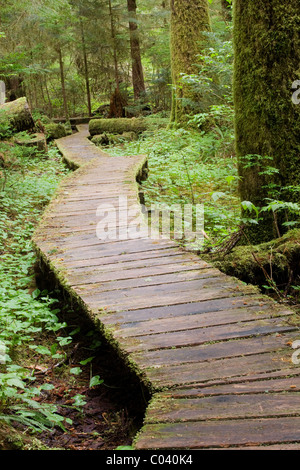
[33, 124, 300, 450]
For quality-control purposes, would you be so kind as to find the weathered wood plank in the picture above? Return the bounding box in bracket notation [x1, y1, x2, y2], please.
[110, 306, 292, 337]
[99, 296, 268, 323]
[72, 268, 223, 292]
[134, 417, 300, 449]
[144, 350, 298, 388]
[161, 374, 300, 398]
[114, 318, 294, 354]
[144, 392, 300, 424]
[130, 332, 299, 368]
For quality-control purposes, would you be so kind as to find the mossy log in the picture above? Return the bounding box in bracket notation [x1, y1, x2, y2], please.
[208, 229, 300, 291]
[44, 123, 67, 141]
[89, 118, 147, 136]
[0, 97, 34, 132]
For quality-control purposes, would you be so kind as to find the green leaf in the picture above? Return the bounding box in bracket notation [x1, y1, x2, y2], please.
[89, 375, 104, 388]
[80, 356, 95, 366]
[70, 367, 82, 375]
[30, 345, 51, 356]
[115, 446, 134, 450]
[6, 377, 25, 389]
[31, 289, 40, 299]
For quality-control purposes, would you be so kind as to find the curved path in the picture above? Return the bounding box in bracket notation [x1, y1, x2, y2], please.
[33, 125, 300, 449]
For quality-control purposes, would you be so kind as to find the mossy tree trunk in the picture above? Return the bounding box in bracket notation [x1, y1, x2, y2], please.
[233, 0, 300, 244]
[169, 0, 211, 126]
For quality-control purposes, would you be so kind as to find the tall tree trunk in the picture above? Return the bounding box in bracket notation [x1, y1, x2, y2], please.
[57, 46, 69, 119]
[44, 77, 53, 118]
[169, 0, 211, 126]
[233, 0, 300, 243]
[127, 0, 145, 101]
[80, 17, 92, 116]
[108, 0, 120, 91]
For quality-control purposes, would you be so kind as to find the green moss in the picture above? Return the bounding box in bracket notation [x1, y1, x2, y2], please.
[44, 123, 67, 140]
[233, 0, 300, 243]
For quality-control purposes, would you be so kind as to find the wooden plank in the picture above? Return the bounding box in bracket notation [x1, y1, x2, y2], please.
[144, 350, 298, 388]
[82, 276, 253, 301]
[66, 254, 204, 275]
[60, 247, 183, 268]
[50, 238, 175, 261]
[87, 287, 253, 312]
[162, 375, 300, 398]
[72, 268, 223, 292]
[134, 417, 300, 449]
[145, 392, 300, 424]
[130, 332, 299, 368]
[114, 318, 294, 353]
[170, 367, 300, 391]
[99, 296, 268, 323]
[111, 306, 292, 337]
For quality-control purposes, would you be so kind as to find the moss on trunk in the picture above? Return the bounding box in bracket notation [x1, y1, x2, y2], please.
[169, 0, 211, 126]
[233, 0, 300, 243]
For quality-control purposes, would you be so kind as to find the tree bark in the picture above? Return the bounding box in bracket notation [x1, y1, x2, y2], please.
[57, 46, 69, 119]
[80, 17, 92, 116]
[44, 77, 53, 118]
[233, 0, 300, 243]
[127, 0, 146, 101]
[108, 0, 120, 91]
[169, 0, 211, 126]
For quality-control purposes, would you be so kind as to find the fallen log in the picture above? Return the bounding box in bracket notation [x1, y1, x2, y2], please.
[0, 97, 34, 132]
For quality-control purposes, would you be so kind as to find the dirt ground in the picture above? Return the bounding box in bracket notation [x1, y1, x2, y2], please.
[35, 334, 150, 451]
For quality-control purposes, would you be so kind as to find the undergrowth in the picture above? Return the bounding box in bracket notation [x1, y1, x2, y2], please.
[109, 111, 239, 249]
[0, 136, 86, 444]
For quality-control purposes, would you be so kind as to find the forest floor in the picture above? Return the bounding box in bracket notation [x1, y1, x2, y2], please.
[0, 136, 148, 451]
